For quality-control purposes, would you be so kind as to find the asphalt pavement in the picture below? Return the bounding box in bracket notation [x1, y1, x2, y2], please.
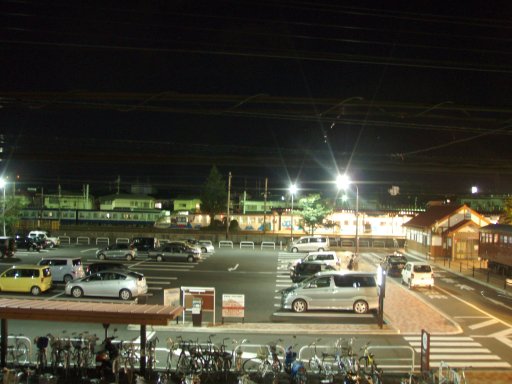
[134, 249, 512, 383]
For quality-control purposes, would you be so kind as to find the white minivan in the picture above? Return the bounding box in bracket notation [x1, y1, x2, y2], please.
[288, 236, 330, 253]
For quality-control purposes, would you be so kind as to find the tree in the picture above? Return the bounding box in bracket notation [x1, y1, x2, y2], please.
[200, 166, 227, 227]
[499, 197, 512, 224]
[297, 194, 332, 235]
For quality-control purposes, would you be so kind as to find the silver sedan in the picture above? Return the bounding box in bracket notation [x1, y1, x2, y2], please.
[65, 270, 148, 301]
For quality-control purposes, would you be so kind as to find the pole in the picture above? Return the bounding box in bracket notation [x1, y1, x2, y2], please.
[226, 172, 232, 239]
[290, 193, 294, 241]
[355, 184, 359, 256]
[1, 188, 4, 236]
[263, 177, 268, 234]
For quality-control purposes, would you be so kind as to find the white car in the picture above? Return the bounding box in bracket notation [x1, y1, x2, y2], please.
[198, 240, 214, 253]
[288, 251, 340, 271]
[28, 230, 60, 248]
[401, 262, 434, 289]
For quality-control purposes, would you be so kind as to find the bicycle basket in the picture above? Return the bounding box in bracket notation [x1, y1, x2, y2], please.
[37, 336, 49, 349]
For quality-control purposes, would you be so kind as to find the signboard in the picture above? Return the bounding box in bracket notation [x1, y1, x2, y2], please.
[222, 294, 245, 318]
[163, 288, 180, 307]
[421, 329, 430, 373]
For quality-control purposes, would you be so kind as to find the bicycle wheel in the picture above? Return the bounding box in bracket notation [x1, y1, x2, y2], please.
[166, 350, 174, 372]
[176, 354, 191, 375]
[16, 341, 29, 365]
[358, 356, 369, 374]
[307, 357, 321, 375]
[242, 358, 262, 375]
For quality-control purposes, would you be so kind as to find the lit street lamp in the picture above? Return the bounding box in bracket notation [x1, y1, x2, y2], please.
[0, 178, 5, 236]
[336, 174, 359, 256]
[289, 183, 297, 241]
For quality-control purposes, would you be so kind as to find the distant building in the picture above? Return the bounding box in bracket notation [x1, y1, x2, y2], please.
[99, 194, 155, 210]
[404, 204, 490, 260]
[172, 198, 202, 213]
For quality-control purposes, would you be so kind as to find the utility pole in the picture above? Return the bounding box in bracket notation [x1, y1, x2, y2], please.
[226, 172, 232, 239]
[263, 177, 268, 234]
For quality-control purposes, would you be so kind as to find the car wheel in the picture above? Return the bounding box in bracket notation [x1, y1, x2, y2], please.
[48, 242, 55, 249]
[291, 247, 298, 253]
[187, 256, 194, 263]
[98, 253, 106, 260]
[126, 254, 133, 261]
[318, 248, 324, 252]
[71, 287, 83, 298]
[353, 300, 369, 314]
[120, 289, 132, 301]
[63, 274, 73, 284]
[292, 299, 307, 313]
[156, 255, 163, 262]
[201, 247, 207, 253]
[408, 279, 413, 289]
[30, 286, 41, 296]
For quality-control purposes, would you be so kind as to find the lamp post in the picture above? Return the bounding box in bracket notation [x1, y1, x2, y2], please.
[336, 174, 359, 256]
[0, 178, 5, 236]
[289, 183, 297, 241]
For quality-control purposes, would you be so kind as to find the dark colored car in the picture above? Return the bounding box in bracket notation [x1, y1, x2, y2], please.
[85, 261, 129, 276]
[290, 260, 336, 283]
[381, 253, 408, 277]
[0, 237, 17, 258]
[148, 243, 201, 263]
[14, 235, 43, 252]
[130, 237, 160, 252]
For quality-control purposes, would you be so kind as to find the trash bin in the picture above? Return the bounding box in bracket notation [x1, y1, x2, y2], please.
[191, 298, 202, 327]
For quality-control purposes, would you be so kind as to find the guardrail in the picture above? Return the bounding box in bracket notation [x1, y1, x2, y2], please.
[116, 238, 130, 244]
[59, 236, 71, 245]
[240, 241, 255, 249]
[76, 236, 90, 245]
[96, 237, 110, 245]
[261, 241, 276, 250]
[218, 240, 234, 248]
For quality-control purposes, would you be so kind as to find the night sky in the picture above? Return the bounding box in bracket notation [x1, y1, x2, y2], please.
[1, 0, 512, 201]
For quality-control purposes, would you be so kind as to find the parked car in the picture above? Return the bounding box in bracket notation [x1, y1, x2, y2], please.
[96, 243, 137, 261]
[15, 235, 43, 252]
[65, 270, 148, 300]
[0, 236, 16, 258]
[85, 261, 130, 276]
[130, 237, 160, 252]
[401, 262, 434, 289]
[381, 253, 408, 277]
[287, 236, 330, 253]
[290, 260, 336, 283]
[148, 243, 201, 263]
[186, 239, 214, 253]
[28, 230, 60, 248]
[0, 265, 52, 295]
[281, 271, 379, 314]
[288, 251, 340, 271]
[37, 257, 85, 283]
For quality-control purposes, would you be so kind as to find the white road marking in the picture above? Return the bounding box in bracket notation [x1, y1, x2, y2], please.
[469, 319, 499, 330]
[228, 264, 239, 272]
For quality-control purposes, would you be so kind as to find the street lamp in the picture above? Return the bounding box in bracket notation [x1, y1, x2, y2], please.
[289, 183, 297, 241]
[0, 178, 5, 236]
[336, 174, 359, 256]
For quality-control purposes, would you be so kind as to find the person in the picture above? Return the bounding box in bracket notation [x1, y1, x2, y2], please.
[347, 254, 354, 270]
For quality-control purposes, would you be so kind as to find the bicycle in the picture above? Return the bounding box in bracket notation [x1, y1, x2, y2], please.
[333, 337, 359, 377]
[242, 341, 282, 383]
[6, 334, 30, 367]
[232, 338, 248, 375]
[307, 338, 325, 376]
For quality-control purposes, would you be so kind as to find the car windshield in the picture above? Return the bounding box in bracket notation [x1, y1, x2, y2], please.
[414, 265, 432, 273]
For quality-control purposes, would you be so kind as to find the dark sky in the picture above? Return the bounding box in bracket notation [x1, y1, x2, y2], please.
[1, 0, 512, 201]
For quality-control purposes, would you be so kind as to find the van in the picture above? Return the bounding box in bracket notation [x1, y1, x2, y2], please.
[281, 271, 378, 314]
[37, 257, 85, 283]
[288, 236, 330, 253]
[0, 237, 16, 258]
[0, 265, 52, 295]
[130, 237, 160, 252]
[401, 262, 434, 289]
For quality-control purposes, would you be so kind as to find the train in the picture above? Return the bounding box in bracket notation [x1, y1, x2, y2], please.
[479, 224, 512, 277]
[18, 208, 170, 227]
